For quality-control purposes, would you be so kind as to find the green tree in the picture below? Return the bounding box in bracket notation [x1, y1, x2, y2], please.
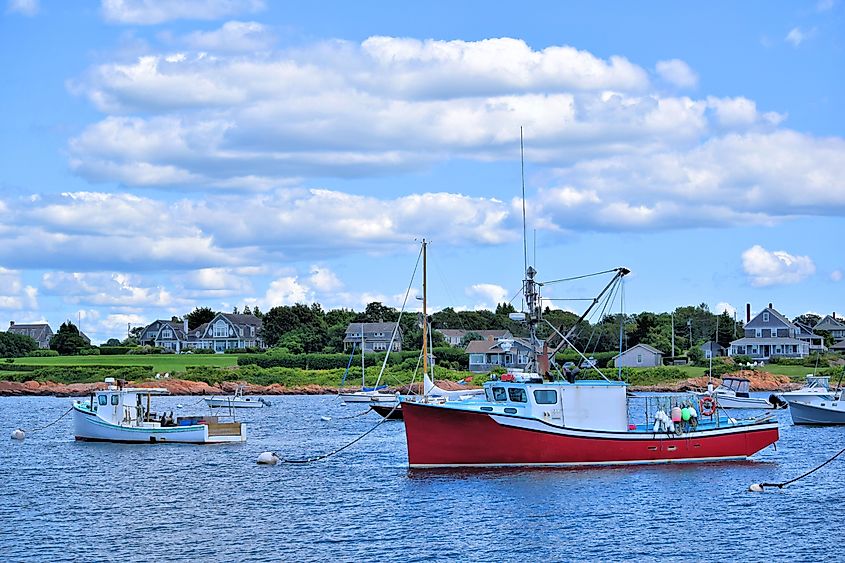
[261, 303, 328, 352]
[793, 313, 822, 328]
[50, 322, 87, 355]
[251, 306, 264, 318]
[105, 338, 121, 346]
[0, 332, 39, 358]
[186, 307, 216, 330]
[459, 331, 483, 347]
[242, 305, 252, 315]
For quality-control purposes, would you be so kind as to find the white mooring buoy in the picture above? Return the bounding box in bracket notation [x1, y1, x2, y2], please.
[256, 451, 280, 465]
[748, 483, 764, 493]
[340, 402, 347, 407]
[11, 429, 25, 441]
[321, 416, 332, 422]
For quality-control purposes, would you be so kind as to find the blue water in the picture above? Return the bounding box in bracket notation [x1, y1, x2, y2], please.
[1, 394, 843, 562]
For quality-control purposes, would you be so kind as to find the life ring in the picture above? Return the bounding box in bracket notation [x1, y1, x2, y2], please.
[699, 396, 717, 416]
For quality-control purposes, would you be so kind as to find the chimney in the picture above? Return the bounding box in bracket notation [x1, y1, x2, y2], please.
[183, 319, 189, 334]
[9, 321, 14, 327]
[834, 312, 837, 320]
[746, 304, 751, 324]
[768, 302, 773, 309]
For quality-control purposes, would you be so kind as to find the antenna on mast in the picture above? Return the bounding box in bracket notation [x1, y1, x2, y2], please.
[520, 126, 528, 279]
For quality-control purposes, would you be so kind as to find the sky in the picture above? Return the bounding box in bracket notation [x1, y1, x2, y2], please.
[1, 0, 843, 343]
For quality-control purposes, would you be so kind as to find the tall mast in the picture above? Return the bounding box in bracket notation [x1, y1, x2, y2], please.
[422, 239, 429, 391]
[361, 322, 365, 389]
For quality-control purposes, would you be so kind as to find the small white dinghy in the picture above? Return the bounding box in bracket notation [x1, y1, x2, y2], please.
[73, 378, 246, 444]
[205, 386, 271, 409]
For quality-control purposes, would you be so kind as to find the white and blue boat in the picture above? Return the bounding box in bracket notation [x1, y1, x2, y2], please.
[73, 378, 246, 444]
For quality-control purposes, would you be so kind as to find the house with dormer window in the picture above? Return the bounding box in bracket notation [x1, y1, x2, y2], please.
[729, 304, 809, 361]
[814, 314, 845, 341]
[138, 313, 265, 353]
[343, 322, 403, 352]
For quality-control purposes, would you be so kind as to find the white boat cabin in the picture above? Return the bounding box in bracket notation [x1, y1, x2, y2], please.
[86, 383, 171, 427]
[719, 377, 752, 398]
[475, 372, 629, 431]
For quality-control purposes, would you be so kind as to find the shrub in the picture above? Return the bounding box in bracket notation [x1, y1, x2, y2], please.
[3, 365, 154, 383]
[126, 345, 165, 355]
[78, 347, 101, 356]
[190, 348, 216, 354]
[26, 349, 59, 357]
[99, 346, 137, 355]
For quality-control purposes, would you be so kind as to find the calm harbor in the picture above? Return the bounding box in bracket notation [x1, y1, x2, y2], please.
[2, 394, 842, 562]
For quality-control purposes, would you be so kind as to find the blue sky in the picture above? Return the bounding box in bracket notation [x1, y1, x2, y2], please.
[1, 0, 843, 342]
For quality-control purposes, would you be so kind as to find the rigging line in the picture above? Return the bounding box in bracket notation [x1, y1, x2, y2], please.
[544, 320, 611, 382]
[756, 446, 845, 490]
[542, 298, 596, 302]
[280, 403, 400, 464]
[541, 268, 622, 285]
[373, 243, 423, 389]
[17, 406, 73, 434]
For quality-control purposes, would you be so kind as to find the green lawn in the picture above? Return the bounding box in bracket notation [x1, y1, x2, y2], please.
[12, 354, 238, 372]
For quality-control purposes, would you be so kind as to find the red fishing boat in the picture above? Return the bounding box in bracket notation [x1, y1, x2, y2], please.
[401, 265, 779, 468]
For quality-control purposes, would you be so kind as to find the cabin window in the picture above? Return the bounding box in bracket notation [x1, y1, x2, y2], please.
[533, 389, 558, 404]
[98, 395, 108, 406]
[507, 388, 527, 403]
[504, 407, 518, 414]
[492, 387, 507, 402]
[111, 395, 119, 405]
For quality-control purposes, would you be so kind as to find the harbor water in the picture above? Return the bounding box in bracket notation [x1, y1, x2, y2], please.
[1, 394, 843, 562]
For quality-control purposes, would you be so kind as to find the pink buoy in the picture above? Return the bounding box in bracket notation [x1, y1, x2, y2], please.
[671, 406, 682, 423]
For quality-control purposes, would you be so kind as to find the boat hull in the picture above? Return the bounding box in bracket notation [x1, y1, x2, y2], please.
[204, 398, 265, 408]
[371, 403, 403, 420]
[338, 392, 397, 403]
[787, 401, 845, 425]
[402, 402, 778, 468]
[73, 406, 246, 444]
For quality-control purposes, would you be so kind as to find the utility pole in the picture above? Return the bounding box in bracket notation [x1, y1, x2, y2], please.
[671, 312, 675, 356]
[687, 318, 692, 350]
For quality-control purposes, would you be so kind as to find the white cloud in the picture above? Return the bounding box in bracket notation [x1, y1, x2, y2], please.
[264, 276, 312, 307]
[308, 266, 343, 292]
[655, 59, 698, 89]
[466, 283, 509, 310]
[741, 245, 816, 287]
[785, 27, 815, 47]
[831, 270, 843, 282]
[817, 0, 835, 12]
[183, 21, 275, 52]
[0, 267, 38, 310]
[41, 272, 178, 307]
[101, 0, 264, 25]
[6, 0, 38, 16]
[715, 302, 736, 316]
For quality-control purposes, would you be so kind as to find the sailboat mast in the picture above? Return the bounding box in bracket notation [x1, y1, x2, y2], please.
[422, 239, 429, 392]
[361, 322, 365, 389]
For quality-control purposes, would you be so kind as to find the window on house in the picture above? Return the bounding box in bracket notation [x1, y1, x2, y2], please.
[756, 329, 761, 338]
[637, 354, 643, 364]
[469, 354, 485, 364]
[161, 329, 172, 338]
[763, 312, 769, 322]
[213, 321, 228, 338]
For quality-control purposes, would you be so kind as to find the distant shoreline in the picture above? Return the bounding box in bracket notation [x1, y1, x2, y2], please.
[0, 373, 800, 397]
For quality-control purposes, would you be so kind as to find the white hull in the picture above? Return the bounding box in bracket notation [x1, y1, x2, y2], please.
[712, 395, 773, 409]
[73, 405, 246, 444]
[205, 397, 266, 408]
[787, 400, 845, 425]
[338, 391, 398, 403]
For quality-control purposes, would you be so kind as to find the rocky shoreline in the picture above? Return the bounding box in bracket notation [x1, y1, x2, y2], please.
[0, 370, 800, 397]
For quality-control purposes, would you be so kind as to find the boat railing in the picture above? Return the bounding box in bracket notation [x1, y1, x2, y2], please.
[629, 392, 728, 429]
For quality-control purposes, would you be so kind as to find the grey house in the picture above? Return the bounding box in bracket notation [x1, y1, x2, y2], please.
[138, 313, 265, 353]
[729, 304, 808, 361]
[436, 329, 512, 347]
[7, 321, 53, 349]
[465, 337, 541, 373]
[613, 343, 664, 367]
[700, 341, 726, 358]
[814, 315, 845, 341]
[343, 322, 403, 352]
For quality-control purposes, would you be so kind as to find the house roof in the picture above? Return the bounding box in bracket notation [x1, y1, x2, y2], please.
[221, 313, 262, 326]
[612, 343, 664, 360]
[344, 322, 400, 334]
[8, 323, 50, 330]
[830, 339, 845, 350]
[815, 315, 845, 330]
[700, 341, 725, 351]
[464, 337, 542, 354]
[730, 337, 805, 345]
[746, 306, 795, 329]
[436, 329, 511, 339]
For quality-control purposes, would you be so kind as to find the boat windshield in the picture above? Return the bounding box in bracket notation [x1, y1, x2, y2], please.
[724, 378, 750, 393]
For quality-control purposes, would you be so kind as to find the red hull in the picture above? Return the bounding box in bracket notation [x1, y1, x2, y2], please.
[402, 402, 779, 468]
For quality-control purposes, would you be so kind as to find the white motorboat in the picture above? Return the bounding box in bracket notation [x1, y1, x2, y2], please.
[205, 386, 271, 408]
[338, 388, 398, 403]
[697, 376, 785, 409]
[73, 378, 246, 444]
[781, 374, 845, 424]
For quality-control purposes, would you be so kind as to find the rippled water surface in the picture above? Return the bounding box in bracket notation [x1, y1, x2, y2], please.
[1, 394, 843, 562]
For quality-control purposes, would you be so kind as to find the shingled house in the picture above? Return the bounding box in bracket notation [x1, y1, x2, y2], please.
[7, 321, 53, 349]
[138, 313, 265, 353]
